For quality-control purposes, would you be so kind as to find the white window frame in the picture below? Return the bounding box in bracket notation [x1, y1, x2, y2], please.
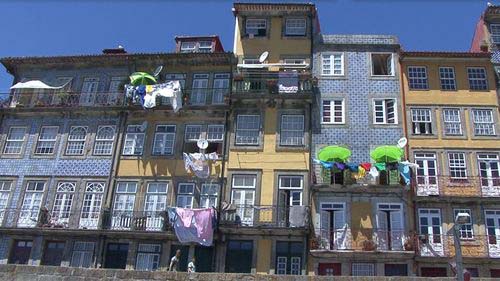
[321, 53, 344, 76]
[180, 42, 196, 53]
[467, 67, 488, 91]
[177, 183, 195, 208]
[152, 125, 176, 156]
[70, 241, 94, 268]
[278, 175, 303, 206]
[442, 108, 462, 135]
[370, 53, 394, 77]
[0, 181, 12, 224]
[18, 181, 45, 227]
[198, 41, 213, 53]
[212, 73, 230, 104]
[373, 99, 397, 124]
[184, 125, 202, 142]
[448, 152, 467, 179]
[439, 67, 456, 90]
[411, 108, 432, 135]
[454, 209, 473, 239]
[472, 109, 495, 136]
[280, 115, 305, 146]
[284, 58, 306, 65]
[136, 243, 161, 271]
[144, 182, 168, 214]
[407, 66, 429, 90]
[285, 18, 306, 36]
[123, 125, 145, 156]
[245, 18, 267, 37]
[3, 127, 27, 155]
[235, 115, 260, 146]
[51, 182, 76, 225]
[491, 24, 500, 44]
[191, 73, 209, 105]
[321, 99, 345, 124]
[200, 183, 219, 208]
[93, 125, 115, 156]
[79, 182, 105, 229]
[66, 126, 88, 155]
[352, 263, 375, 276]
[207, 125, 224, 142]
[35, 126, 58, 155]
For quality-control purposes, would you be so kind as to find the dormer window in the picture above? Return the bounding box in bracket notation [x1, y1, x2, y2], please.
[491, 24, 500, 44]
[285, 18, 306, 36]
[246, 19, 267, 37]
[180, 42, 196, 53]
[198, 41, 213, 53]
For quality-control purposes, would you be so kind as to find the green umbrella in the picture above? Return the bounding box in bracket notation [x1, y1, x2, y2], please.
[318, 146, 351, 162]
[370, 145, 404, 163]
[129, 72, 157, 86]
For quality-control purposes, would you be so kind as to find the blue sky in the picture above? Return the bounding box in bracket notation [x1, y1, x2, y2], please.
[0, 0, 490, 91]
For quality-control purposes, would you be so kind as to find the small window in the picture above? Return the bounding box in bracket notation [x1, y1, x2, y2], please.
[285, 18, 306, 36]
[177, 183, 194, 208]
[454, 209, 473, 239]
[280, 115, 304, 146]
[93, 126, 115, 155]
[236, 115, 260, 146]
[70, 241, 94, 268]
[373, 99, 397, 124]
[279, 176, 303, 189]
[200, 183, 219, 208]
[26, 181, 45, 192]
[491, 24, 500, 44]
[123, 125, 145, 156]
[472, 109, 495, 136]
[3, 127, 26, 155]
[242, 58, 261, 65]
[322, 99, 344, 124]
[407, 66, 428, 90]
[449, 152, 467, 179]
[321, 53, 344, 76]
[371, 53, 394, 76]
[467, 67, 488, 90]
[136, 243, 161, 271]
[284, 58, 306, 65]
[35, 126, 58, 155]
[198, 41, 213, 53]
[246, 19, 267, 37]
[352, 263, 375, 276]
[180, 42, 196, 53]
[439, 67, 456, 90]
[184, 125, 202, 154]
[232, 175, 257, 189]
[207, 125, 224, 154]
[411, 109, 433, 135]
[442, 109, 462, 135]
[66, 126, 88, 155]
[152, 125, 175, 156]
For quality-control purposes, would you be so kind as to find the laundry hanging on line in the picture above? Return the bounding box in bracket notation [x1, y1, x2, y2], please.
[124, 81, 183, 112]
[167, 207, 216, 246]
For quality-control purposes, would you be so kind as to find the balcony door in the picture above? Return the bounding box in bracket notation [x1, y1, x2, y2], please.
[320, 203, 346, 250]
[80, 78, 99, 106]
[79, 182, 104, 229]
[418, 209, 443, 256]
[277, 176, 303, 227]
[231, 175, 256, 226]
[478, 154, 500, 196]
[104, 243, 128, 269]
[415, 153, 438, 196]
[376, 203, 404, 251]
[486, 210, 500, 258]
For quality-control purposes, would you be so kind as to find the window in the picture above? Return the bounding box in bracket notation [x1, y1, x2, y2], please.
[321, 53, 344, 76]
[112, 182, 137, 230]
[485, 210, 500, 247]
[246, 19, 267, 37]
[322, 99, 344, 124]
[477, 154, 500, 189]
[411, 109, 432, 135]
[200, 184, 219, 208]
[352, 263, 375, 276]
[212, 73, 230, 104]
[3, 127, 26, 154]
[207, 125, 224, 154]
[284, 58, 306, 65]
[280, 115, 304, 146]
[191, 74, 209, 105]
[177, 183, 194, 208]
[51, 182, 75, 225]
[439, 67, 456, 90]
[285, 18, 306, 36]
[152, 125, 175, 156]
[183, 124, 223, 154]
[276, 241, 303, 275]
[144, 182, 168, 231]
[180, 42, 196, 53]
[108, 77, 125, 93]
[231, 175, 256, 225]
[235, 115, 260, 145]
[371, 53, 394, 76]
[408, 66, 428, 90]
[491, 24, 500, 44]
[35, 126, 58, 154]
[70, 241, 94, 268]
[0, 181, 12, 223]
[472, 109, 495, 136]
[184, 125, 202, 153]
[442, 109, 462, 135]
[123, 125, 145, 156]
[242, 58, 261, 65]
[165, 73, 186, 89]
[448, 153, 467, 179]
[278, 176, 303, 208]
[454, 209, 473, 239]
[467, 67, 488, 90]
[66, 126, 87, 155]
[79, 182, 104, 229]
[136, 244, 161, 271]
[93, 126, 115, 155]
[373, 99, 397, 124]
[18, 181, 45, 227]
[415, 153, 438, 191]
[198, 41, 212, 53]
[377, 204, 404, 251]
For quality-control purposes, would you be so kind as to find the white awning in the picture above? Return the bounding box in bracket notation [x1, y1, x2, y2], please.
[10, 80, 65, 90]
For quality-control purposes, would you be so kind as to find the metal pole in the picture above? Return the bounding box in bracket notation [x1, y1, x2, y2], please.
[453, 224, 464, 281]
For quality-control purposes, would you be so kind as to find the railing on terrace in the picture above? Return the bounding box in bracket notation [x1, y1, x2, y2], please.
[416, 176, 500, 197]
[310, 228, 413, 252]
[232, 73, 313, 95]
[106, 210, 170, 231]
[416, 234, 497, 258]
[220, 205, 309, 228]
[313, 166, 409, 187]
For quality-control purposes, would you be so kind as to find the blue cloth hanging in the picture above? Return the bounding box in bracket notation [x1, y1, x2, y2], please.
[346, 163, 359, 172]
[398, 163, 411, 185]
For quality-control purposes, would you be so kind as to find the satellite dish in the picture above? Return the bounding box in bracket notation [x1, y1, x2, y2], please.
[397, 137, 408, 148]
[153, 66, 163, 77]
[197, 139, 209, 150]
[259, 51, 269, 63]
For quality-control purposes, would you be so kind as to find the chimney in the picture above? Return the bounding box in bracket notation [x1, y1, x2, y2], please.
[102, 45, 127, 54]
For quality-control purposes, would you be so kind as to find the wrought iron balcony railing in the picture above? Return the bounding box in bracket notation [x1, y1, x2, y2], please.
[313, 165, 409, 187]
[416, 175, 500, 197]
[105, 210, 170, 231]
[416, 233, 497, 259]
[220, 204, 309, 228]
[232, 74, 313, 95]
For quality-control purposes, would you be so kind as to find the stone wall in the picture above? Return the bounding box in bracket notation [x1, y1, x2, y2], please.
[0, 264, 498, 281]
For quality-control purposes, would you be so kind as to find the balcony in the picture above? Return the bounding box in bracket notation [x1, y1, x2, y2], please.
[416, 176, 500, 198]
[0, 91, 125, 109]
[220, 205, 309, 228]
[106, 210, 169, 231]
[232, 72, 313, 97]
[310, 228, 414, 253]
[416, 234, 496, 258]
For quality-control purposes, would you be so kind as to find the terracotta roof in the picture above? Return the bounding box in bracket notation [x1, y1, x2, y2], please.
[401, 51, 491, 58]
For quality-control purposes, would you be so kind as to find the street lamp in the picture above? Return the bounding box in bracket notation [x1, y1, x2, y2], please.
[453, 212, 471, 281]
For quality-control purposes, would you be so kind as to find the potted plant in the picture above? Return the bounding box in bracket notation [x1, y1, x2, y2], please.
[362, 239, 376, 251]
